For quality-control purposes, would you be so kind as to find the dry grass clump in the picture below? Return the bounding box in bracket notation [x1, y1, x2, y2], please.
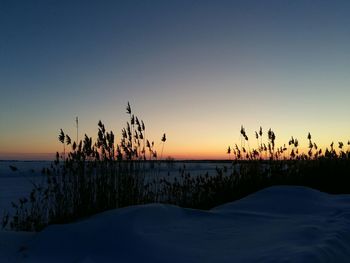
[228, 126, 349, 161]
[224, 126, 350, 194]
[6, 103, 166, 231]
[5, 119, 350, 231]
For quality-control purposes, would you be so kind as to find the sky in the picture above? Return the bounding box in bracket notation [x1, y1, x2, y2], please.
[1, 0, 350, 160]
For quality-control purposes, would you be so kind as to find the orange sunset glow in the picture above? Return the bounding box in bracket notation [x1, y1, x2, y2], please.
[1, 1, 349, 160]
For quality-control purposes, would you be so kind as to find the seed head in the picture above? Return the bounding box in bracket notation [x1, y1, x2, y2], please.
[126, 102, 131, 114]
[58, 129, 65, 144]
[161, 133, 166, 142]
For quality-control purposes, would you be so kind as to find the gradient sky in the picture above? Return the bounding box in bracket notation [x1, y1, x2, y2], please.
[1, 0, 350, 160]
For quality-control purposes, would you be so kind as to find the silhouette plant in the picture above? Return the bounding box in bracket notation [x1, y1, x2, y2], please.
[6, 121, 350, 232]
[6, 103, 167, 231]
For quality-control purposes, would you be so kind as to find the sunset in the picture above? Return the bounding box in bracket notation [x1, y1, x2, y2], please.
[1, 1, 350, 262]
[1, 1, 350, 160]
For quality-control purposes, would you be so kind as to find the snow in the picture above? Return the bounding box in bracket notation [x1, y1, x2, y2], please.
[1, 185, 350, 262]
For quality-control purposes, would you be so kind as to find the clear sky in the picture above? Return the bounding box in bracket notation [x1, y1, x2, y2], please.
[1, 0, 350, 160]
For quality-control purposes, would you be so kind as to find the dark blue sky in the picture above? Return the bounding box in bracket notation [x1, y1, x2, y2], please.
[1, 0, 350, 159]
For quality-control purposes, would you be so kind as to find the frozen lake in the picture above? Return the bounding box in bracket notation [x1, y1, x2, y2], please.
[0, 160, 233, 213]
[0, 161, 50, 214]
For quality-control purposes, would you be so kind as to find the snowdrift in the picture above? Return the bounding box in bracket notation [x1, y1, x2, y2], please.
[8, 186, 350, 262]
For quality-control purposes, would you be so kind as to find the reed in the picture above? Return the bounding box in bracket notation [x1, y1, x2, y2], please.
[5, 119, 350, 232]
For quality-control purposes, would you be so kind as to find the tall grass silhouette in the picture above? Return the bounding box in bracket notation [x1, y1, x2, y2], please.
[6, 103, 167, 231]
[5, 114, 350, 231]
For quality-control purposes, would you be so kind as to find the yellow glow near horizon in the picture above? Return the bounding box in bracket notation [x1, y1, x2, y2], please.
[1, 1, 350, 161]
[1, 124, 348, 161]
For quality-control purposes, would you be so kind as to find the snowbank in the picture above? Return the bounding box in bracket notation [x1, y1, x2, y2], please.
[2, 186, 350, 262]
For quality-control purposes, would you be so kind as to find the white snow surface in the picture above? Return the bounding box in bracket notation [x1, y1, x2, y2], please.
[2, 186, 350, 262]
